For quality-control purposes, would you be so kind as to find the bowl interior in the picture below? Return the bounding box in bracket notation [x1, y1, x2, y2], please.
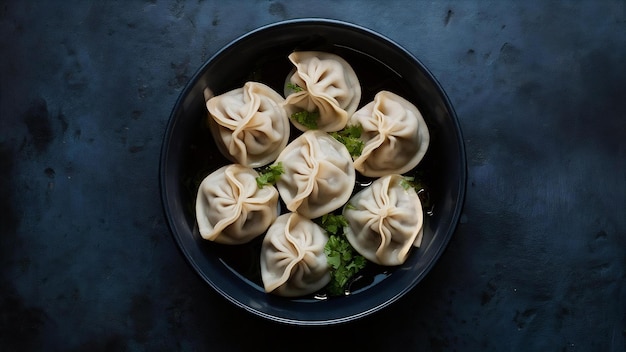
[160, 19, 466, 325]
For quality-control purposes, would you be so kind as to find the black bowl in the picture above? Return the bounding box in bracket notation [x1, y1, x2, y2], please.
[160, 18, 466, 325]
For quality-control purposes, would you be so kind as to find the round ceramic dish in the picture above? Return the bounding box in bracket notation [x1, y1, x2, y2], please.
[160, 18, 466, 325]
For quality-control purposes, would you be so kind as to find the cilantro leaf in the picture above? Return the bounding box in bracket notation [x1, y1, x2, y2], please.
[330, 124, 364, 157]
[400, 175, 433, 212]
[326, 246, 342, 269]
[291, 110, 319, 130]
[346, 256, 366, 271]
[321, 213, 349, 235]
[324, 234, 366, 295]
[400, 176, 415, 190]
[286, 82, 303, 92]
[255, 162, 284, 188]
[400, 175, 427, 193]
[322, 215, 367, 296]
[342, 124, 364, 138]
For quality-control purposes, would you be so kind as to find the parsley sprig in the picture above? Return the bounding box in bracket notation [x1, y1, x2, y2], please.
[400, 175, 433, 212]
[286, 82, 303, 92]
[321, 213, 348, 235]
[255, 162, 284, 188]
[400, 175, 427, 192]
[291, 110, 319, 130]
[286, 81, 319, 129]
[330, 124, 364, 157]
[320, 213, 367, 296]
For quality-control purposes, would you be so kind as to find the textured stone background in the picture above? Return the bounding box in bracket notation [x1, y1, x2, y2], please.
[1, 1, 624, 351]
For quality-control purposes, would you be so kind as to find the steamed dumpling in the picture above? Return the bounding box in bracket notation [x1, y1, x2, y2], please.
[275, 130, 356, 219]
[284, 51, 361, 132]
[195, 164, 279, 244]
[260, 212, 331, 297]
[207, 81, 290, 168]
[343, 174, 424, 266]
[349, 90, 430, 177]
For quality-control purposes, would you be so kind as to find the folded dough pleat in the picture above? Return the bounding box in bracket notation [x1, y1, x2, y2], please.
[284, 51, 361, 132]
[343, 174, 424, 266]
[260, 212, 330, 297]
[275, 130, 356, 219]
[207, 81, 290, 167]
[195, 164, 279, 244]
[351, 90, 430, 177]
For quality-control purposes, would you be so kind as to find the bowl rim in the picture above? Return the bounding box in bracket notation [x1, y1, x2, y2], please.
[159, 17, 467, 325]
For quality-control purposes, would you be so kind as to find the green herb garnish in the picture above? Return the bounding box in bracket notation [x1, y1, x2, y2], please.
[400, 176, 415, 190]
[320, 213, 367, 296]
[331, 124, 365, 157]
[255, 162, 284, 188]
[291, 110, 319, 130]
[400, 175, 433, 211]
[400, 175, 426, 192]
[324, 234, 367, 296]
[321, 213, 349, 235]
[286, 82, 303, 92]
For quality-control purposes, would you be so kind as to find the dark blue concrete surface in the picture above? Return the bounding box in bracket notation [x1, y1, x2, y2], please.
[1, 1, 624, 351]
